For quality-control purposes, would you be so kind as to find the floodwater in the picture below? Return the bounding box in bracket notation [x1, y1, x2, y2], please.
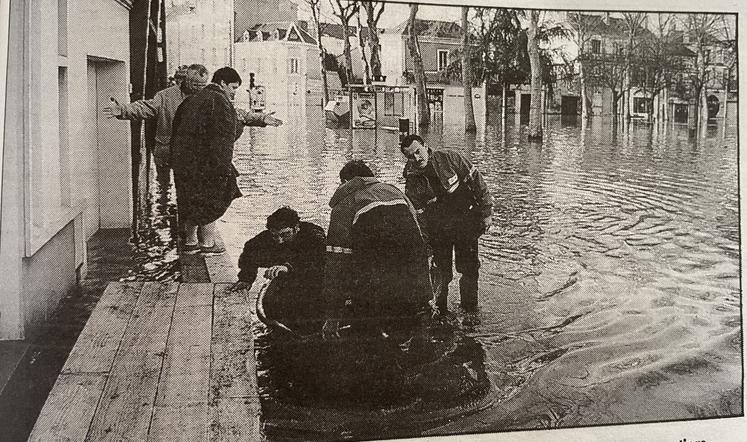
[219, 105, 742, 440]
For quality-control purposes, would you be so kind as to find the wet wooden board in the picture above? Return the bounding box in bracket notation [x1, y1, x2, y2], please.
[27, 374, 107, 442]
[208, 398, 261, 442]
[29, 282, 262, 441]
[61, 281, 143, 374]
[150, 285, 213, 439]
[209, 284, 260, 438]
[86, 282, 177, 441]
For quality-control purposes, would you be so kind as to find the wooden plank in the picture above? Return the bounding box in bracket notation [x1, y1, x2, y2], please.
[153, 306, 211, 405]
[27, 373, 107, 442]
[87, 282, 177, 441]
[62, 282, 143, 374]
[207, 398, 261, 442]
[150, 284, 212, 440]
[149, 401, 209, 442]
[203, 254, 237, 284]
[175, 283, 214, 308]
[210, 284, 257, 401]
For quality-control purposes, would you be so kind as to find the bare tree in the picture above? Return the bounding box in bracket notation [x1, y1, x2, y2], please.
[362, 1, 385, 79]
[621, 13, 648, 120]
[527, 10, 543, 140]
[719, 15, 736, 123]
[330, 0, 360, 86]
[304, 0, 330, 104]
[566, 12, 602, 119]
[462, 6, 476, 132]
[356, 12, 371, 84]
[639, 13, 680, 122]
[586, 51, 626, 119]
[407, 3, 429, 129]
[683, 13, 721, 127]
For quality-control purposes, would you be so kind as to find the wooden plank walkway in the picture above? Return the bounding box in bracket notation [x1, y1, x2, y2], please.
[28, 282, 260, 442]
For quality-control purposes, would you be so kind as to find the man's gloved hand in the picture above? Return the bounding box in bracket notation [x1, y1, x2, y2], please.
[264, 265, 289, 280]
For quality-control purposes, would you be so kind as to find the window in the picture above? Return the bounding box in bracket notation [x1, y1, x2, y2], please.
[591, 39, 601, 54]
[437, 49, 449, 71]
[384, 91, 404, 116]
[289, 58, 300, 74]
[201, 24, 205, 39]
[201, 48, 205, 63]
[212, 48, 217, 66]
[633, 97, 651, 114]
[242, 58, 247, 71]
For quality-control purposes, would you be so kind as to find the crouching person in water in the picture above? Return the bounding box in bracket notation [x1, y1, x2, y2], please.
[322, 161, 432, 339]
[234, 207, 326, 320]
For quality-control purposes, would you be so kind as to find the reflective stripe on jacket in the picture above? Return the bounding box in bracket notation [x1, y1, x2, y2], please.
[403, 148, 493, 219]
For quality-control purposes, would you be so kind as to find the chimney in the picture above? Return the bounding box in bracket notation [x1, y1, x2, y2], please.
[603, 12, 610, 25]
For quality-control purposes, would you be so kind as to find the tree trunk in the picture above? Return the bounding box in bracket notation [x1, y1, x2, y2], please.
[365, 2, 383, 79]
[580, 62, 589, 119]
[501, 82, 507, 119]
[312, 6, 329, 104]
[343, 25, 353, 85]
[357, 15, 371, 84]
[527, 11, 543, 140]
[407, 4, 429, 129]
[700, 81, 709, 125]
[462, 7, 476, 132]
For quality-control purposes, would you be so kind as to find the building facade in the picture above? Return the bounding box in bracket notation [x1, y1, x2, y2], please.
[166, 0, 233, 77]
[379, 18, 486, 128]
[1, 0, 133, 340]
[234, 22, 321, 111]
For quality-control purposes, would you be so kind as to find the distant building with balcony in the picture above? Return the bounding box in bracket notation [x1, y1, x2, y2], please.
[558, 12, 736, 123]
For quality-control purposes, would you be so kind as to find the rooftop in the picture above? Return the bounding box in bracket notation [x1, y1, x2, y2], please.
[387, 18, 462, 39]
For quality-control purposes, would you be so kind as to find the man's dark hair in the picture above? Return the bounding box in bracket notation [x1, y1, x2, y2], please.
[340, 160, 374, 182]
[400, 134, 424, 150]
[266, 206, 300, 230]
[212, 67, 242, 86]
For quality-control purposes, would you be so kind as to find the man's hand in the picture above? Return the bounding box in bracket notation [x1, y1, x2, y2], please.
[322, 320, 340, 340]
[103, 97, 123, 119]
[480, 215, 492, 235]
[230, 280, 251, 292]
[262, 111, 283, 127]
[263, 265, 289, 280]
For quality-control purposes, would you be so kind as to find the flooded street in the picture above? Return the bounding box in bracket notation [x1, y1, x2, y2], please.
[219, 105, 741, 439]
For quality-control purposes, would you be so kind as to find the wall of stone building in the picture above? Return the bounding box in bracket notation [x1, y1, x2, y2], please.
[403, 38, 461, 73]
[0, 0, 132, 340]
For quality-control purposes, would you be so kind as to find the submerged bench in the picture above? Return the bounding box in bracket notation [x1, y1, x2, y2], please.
[28, 282, 261, 441]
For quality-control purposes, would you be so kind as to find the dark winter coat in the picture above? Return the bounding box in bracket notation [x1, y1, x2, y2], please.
[171, 84, 244, 225]
[324, 177, 432, 321]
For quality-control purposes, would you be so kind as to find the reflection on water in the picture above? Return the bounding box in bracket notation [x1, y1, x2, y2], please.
[220, 107, 741, 438]
[123, 178, 181, 282]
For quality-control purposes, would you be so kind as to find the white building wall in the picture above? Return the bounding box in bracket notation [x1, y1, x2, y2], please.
[166, 0, 233, 77]
[0, 0, 132, 340]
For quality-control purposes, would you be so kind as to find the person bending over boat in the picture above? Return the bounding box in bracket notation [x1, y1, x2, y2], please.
[234, 207, 326, 294]
[322, 161, 432, 339]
